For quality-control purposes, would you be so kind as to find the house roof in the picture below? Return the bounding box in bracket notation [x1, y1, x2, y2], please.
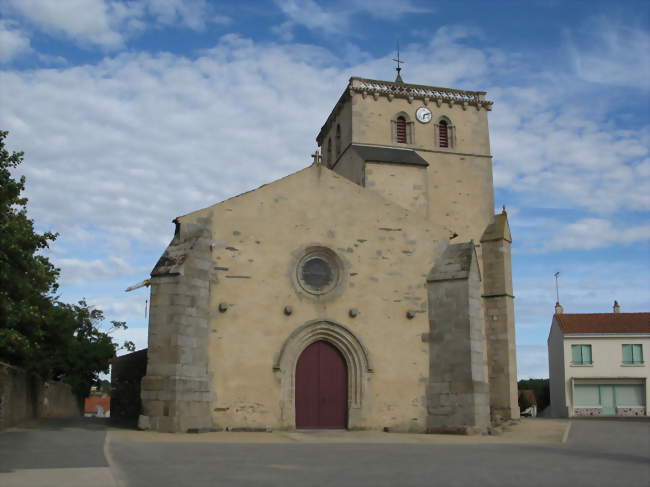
[555, 313, 650, 334]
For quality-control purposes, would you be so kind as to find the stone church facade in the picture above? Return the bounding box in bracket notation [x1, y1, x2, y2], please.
[138, 76, 519, 433]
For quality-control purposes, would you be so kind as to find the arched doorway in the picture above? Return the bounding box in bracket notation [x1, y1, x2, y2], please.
[295, 340, 348, 429]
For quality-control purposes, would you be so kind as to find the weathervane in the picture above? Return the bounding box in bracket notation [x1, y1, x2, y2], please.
[392, 42, 405, 83]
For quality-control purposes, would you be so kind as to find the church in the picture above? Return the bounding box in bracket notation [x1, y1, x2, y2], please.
[137, 71, 519, 434]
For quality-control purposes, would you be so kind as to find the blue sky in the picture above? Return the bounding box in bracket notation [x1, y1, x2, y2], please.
[1, 0, 648, 379]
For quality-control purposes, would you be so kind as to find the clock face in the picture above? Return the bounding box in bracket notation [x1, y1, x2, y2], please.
[416, 106, 432, 123]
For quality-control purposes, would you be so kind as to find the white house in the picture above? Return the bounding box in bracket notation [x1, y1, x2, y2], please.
[548, 302, 649, 418]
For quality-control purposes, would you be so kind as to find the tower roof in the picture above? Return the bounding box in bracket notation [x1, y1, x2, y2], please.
[317, 77, 493, 145]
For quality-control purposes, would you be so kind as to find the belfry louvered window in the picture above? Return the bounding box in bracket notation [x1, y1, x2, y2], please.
[435, 117, 454, 148]
[396, 116, 407, 143]
[439, 120, 449, 147]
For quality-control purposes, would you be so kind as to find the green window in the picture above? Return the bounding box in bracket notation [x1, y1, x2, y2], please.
[571, 344, 592, 365]
[622, 344, 643, 364]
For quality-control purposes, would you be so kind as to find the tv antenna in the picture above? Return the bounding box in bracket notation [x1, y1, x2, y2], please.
[554, 271, 560, 303]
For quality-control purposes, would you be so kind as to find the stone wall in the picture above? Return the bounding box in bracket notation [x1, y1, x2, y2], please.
[616, 407, 646, 417]
[573, 407, 646, 417]
[426, 242, 490, 434]
[480, 211, 519, 421]
[111, 349, 147, 425]
[0, 361, 80, 429]
[139, 222, 215, 433]
[573, 407, 602, 417]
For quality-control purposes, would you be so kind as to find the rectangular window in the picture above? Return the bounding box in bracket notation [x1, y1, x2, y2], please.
[622, 344, 644, 364]
[571, 344, 592, 365]
[574, 384, 600, 406]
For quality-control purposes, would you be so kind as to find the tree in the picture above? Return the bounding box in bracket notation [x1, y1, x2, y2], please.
[0, 130, 133, 398]
[517, 378, 550, 412]
[518, 391, 532, 412]
[0, 130, 59, 370]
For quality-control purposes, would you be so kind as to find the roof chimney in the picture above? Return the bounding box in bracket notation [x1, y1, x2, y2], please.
[555, 301, 563, 314]
[613, 300, 620, 313]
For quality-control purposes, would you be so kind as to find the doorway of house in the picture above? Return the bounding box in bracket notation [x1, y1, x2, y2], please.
[295, 340, 348, 429]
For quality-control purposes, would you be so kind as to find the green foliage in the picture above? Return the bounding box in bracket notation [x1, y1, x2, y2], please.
[0, 130, 59, 368]
[518, 378, 550, 412]
[0, 130, 133, 398]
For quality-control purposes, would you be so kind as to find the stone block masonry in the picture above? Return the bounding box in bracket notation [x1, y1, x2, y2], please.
[481, 211, 519, 421]
[0, 361, 80, 430]
[139, 222, 215, 433]
[426, 242, 490, 434]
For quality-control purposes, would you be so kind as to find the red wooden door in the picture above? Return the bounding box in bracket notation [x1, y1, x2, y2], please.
[295, 341, 348, 429]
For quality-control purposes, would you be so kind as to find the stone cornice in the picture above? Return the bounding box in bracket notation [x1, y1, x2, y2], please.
[317, 77, 493, 145]
[351, 77, 492, 108]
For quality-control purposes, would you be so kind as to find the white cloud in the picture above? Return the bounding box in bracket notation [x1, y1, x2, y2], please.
[53, 256, 134, 285]
[491, 88, 650, 213]
[517, 345, 548, 379]
[545, 218, 650, 251]
[275, 0, 339, 33]
[111, 325, 149, 354]
[274, 0, 427, 35]
[2, 0, 222, 50]
[569, 18, 650, 90]
[6, 0, 125, 49]
[138, 0, 214, 31]
[0, 20, 31, 62]
[1, 36, 351, 251]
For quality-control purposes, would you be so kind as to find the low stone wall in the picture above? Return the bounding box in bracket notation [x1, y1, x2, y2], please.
[0, 361, 81, 429]
[573, 407, 602, 417]
[616, 407, 646, 417]
[573, 407, 647, 417]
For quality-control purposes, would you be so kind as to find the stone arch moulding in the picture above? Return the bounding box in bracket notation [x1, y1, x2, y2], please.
[273, 319, 373, 429]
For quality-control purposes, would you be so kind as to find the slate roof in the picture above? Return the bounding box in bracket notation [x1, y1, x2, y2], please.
[555, 313, 650, 334]
[351, 144, 429, 166]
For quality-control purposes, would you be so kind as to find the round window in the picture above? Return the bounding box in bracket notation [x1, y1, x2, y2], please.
[296, 248, 340, 295]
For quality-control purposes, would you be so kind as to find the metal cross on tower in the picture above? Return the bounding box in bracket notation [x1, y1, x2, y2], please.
[393, 42, 405, 83]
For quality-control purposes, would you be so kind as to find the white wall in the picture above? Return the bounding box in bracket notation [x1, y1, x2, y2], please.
[562, 334, 649, 416]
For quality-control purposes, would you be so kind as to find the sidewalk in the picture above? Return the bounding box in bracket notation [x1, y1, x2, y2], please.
[107, 418, 570, 445]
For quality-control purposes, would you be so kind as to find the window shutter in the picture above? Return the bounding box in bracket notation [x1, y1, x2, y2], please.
[622, 344, 633, 363]
[582, 345, 592, 364]
[571, 345, 581, 363]
[633, 344, 643, 363]
[439, 121, 448, 147]
[396, 117, 407, 143]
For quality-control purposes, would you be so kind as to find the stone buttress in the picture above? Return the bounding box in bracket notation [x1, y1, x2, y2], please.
[426, 242, 491, 433]
[480, 209, 519, 420]
[138, 221, 215, 432]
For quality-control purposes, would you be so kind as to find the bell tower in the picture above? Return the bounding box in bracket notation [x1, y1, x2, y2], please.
[316, 75, 495, 245]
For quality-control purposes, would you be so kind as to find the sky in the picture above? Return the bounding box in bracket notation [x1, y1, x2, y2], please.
[1, 0, 648, 379]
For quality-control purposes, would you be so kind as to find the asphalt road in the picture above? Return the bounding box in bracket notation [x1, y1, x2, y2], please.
[1, 418, 648, 487]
